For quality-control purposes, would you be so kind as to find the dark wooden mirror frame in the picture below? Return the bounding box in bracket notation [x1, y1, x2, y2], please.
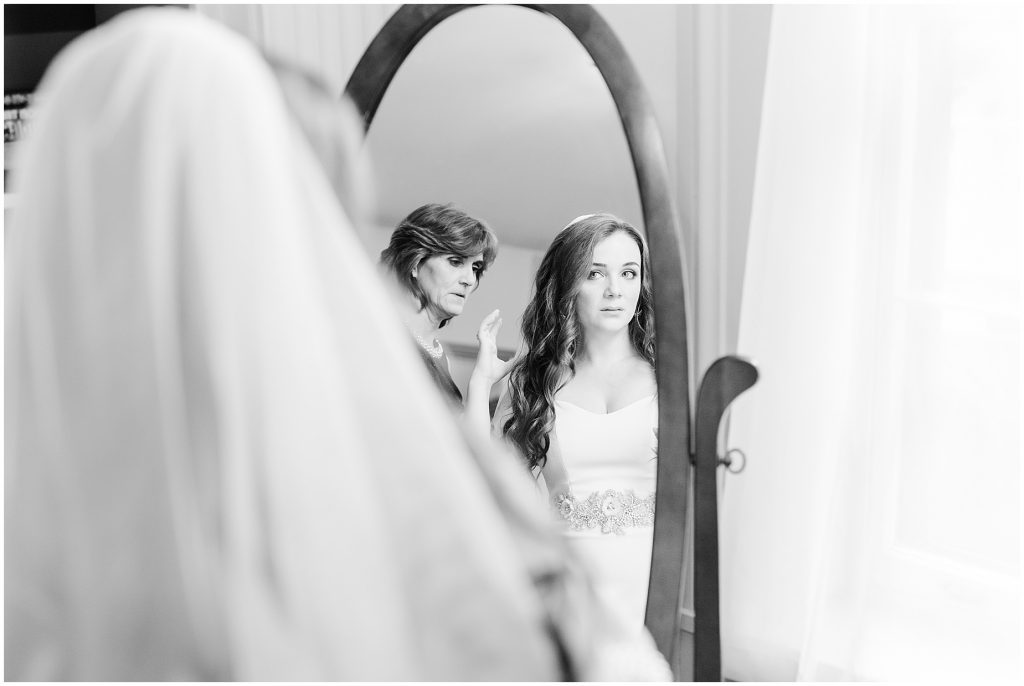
[343, 4, 757, 681]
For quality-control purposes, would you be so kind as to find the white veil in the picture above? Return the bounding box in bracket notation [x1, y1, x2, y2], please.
[5, 9, 560, 680]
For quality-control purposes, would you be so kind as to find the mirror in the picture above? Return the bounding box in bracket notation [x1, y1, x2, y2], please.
[346, 4, 696, 680]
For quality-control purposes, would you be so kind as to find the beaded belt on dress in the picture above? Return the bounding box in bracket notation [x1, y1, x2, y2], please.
[554, 489, 655, 535]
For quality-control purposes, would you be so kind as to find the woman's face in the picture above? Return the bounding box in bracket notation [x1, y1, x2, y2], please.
[416, 252, 485, 321]
[574, 231, 642, 336]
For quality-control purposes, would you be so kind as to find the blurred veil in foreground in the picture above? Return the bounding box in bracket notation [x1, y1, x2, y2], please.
[4, 9, 564, 680]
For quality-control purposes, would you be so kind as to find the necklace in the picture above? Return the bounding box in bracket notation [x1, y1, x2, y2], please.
[413, 332, 444, 360]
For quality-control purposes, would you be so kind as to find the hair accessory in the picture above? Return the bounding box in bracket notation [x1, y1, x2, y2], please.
[564, 213, 597, 230]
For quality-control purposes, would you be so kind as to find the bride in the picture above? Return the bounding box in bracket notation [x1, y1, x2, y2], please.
[476, 213, 667, 674]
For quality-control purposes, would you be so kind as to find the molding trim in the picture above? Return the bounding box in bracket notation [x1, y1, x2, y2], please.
[443, 340, 515, 361]
[694, 4, 728, 378]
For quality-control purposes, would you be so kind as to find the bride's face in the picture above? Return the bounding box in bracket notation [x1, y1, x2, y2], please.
[574, 231, 642, 336]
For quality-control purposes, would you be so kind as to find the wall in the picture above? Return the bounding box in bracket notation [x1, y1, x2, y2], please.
[196, 4, 398, 96]
[689, 5, 773, 375]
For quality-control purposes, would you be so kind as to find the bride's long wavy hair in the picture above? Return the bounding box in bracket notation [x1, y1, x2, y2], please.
[502, 214, 656, 472]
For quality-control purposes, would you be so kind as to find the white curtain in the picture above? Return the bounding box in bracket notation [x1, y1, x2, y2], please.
[720, 5, 1021, 681]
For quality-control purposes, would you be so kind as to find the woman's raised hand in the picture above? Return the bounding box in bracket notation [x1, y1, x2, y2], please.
[474, 309, 512, 386]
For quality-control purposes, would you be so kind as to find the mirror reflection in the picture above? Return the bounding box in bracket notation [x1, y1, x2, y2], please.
[363, 5, 668, 675]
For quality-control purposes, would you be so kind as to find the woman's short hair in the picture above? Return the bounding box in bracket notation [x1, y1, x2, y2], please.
[380, 203, 498, 312]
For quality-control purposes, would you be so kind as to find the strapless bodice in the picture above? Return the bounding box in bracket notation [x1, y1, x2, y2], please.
[549, 395, 658, 538]
[552, 394, 658, 496]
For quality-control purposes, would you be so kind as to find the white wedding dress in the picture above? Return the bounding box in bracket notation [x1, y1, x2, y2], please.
[492, 387, 670, 680]
[547, 394, 659, 635]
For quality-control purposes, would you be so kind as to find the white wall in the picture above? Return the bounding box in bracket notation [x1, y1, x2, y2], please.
[197, 4, 398, 96]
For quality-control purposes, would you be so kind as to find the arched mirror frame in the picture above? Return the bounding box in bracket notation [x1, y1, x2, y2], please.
[344, 4, 757, 681]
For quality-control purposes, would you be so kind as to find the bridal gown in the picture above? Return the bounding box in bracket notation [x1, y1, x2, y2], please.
[548, 394, 659, 635]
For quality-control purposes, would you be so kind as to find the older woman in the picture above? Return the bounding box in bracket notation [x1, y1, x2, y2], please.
[380, 203, 507, 408]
